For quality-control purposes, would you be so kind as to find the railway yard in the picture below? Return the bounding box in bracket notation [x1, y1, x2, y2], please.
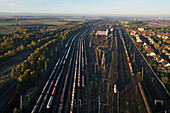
[31, 30, 89, 113]
[2, 19, 169, 113]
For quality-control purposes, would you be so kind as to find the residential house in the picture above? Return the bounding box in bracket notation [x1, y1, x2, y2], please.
[158, 67, 166, 72]
[162, 60, 170, 67]
[134, 34, 139, 37]
[137, 39, 143, 43]
[138, 28, 144, 32]
[161, 33, 169, 36]
[162, 49, 167, 53]
[167, 68, 170, 73]
[148, 37, 155, 45]
[165, 46, 170, 50]
[144, 35, 150, 38]
[157, 34, 162, 38]
[165, 52, 170, 56]
[143, 43, 147, 47]
[130, 30, 137, 36]
[146, 51, 156, 57]
[155, 55, 164, 63]
[124, 25, 130, 28]
[162, 35, 169, 40]
[136, 36, 140, 40]
[130, 32, 135, 35]
[143, 44, 152, 51]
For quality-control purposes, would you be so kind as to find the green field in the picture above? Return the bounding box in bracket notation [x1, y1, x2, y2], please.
[0, 23, 16, 26]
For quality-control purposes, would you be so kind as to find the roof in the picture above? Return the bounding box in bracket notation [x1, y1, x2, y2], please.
[96, 31, 107, 36]
[162, 60, 169, 67]
[161, 33, 168, 36]
[156, 55, 162, 62]
[162, 49, 167, 53]
[137, 39, 143, 43]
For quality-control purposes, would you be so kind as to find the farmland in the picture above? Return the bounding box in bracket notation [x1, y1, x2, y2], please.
[43, 22, 70, 25]
[0, 26, 14, 34]
[0, 17, 87, 34]
[0, 23, 16, 26]
[0, 19, 92, 113]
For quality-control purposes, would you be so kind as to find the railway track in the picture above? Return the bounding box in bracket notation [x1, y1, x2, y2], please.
[121, 26, 170, 112]
[117, 28, 129, 113]
[31, 32, 81, 113]
[31, 28, 91, 113]
[116, 26, 147, 113]
[30, 20, 170, 113]
[117, 37, 126, 113]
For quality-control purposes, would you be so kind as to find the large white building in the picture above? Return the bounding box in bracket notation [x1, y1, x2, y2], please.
[96, 30, 108, 36]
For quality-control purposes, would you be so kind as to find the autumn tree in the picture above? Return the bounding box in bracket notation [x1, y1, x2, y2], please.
[154, 43, 160, 50]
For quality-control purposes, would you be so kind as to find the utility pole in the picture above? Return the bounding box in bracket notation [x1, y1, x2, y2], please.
[61, 40, 63, 46]
[45, 60, 47, 71]
[103, 52, 105, 70]
[89, 41, 91, 48]
[20, 95, 22, 113]
[117, 90, 119, 113]
[27, 94, 30, 104]
[134, 51, 135, 60]
[79, 99, 82, 107]
[55, 47, 57, 52]
[98, 96, 101, 113]
[95, 63, 96, 74]
[142, 67, 143, 81]
[136, 85, 137, 97]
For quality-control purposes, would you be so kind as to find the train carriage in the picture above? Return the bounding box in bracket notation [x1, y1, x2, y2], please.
[46, 96, 53, 109]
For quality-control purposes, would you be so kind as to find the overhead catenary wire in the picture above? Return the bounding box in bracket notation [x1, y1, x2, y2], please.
[50, 71, 143, 109]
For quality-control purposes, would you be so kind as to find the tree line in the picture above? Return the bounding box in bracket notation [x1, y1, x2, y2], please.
[9, 21, 92, 93]
[0, 26, 66, 61]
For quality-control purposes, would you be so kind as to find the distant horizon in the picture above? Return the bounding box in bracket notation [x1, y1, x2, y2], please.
[0, 12, 170, 18]
[0, 0, 169, 17]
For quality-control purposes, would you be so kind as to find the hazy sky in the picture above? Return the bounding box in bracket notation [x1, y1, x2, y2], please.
[0, 0, 170, 16]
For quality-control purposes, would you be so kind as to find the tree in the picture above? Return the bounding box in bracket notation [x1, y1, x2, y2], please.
[160, 73, 164, 76]
[29, 61, 36, 70]
[4, 49, 16, 56]
[40, 69, 44, 78]
[37, 59, 43, 70]
[137, 72, 142, 80]
[11, 68, 16, 78]
[126, 28, 130, 33]
[16, 45, 25, 51]
[15, 64, 21, 76]
[162, 76, 168, 84]
[154, 43, 160, 50]
[23, 69, 31, 78]
[137, 72, 141, 76]
[152, 63, 157, 70]
[13, 107, 19, 113]
[16, 27, 20, 31]
[163, 39, 167, 44]
[30, 70, 36, 83]
[31, 41, 36, 47]
[2, 21, 89, 94]
[17, 69, 31, 92]
[158, 40, 162, 45]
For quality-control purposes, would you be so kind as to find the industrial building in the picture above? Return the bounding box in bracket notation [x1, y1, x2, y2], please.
[96, 29, 109, 36]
